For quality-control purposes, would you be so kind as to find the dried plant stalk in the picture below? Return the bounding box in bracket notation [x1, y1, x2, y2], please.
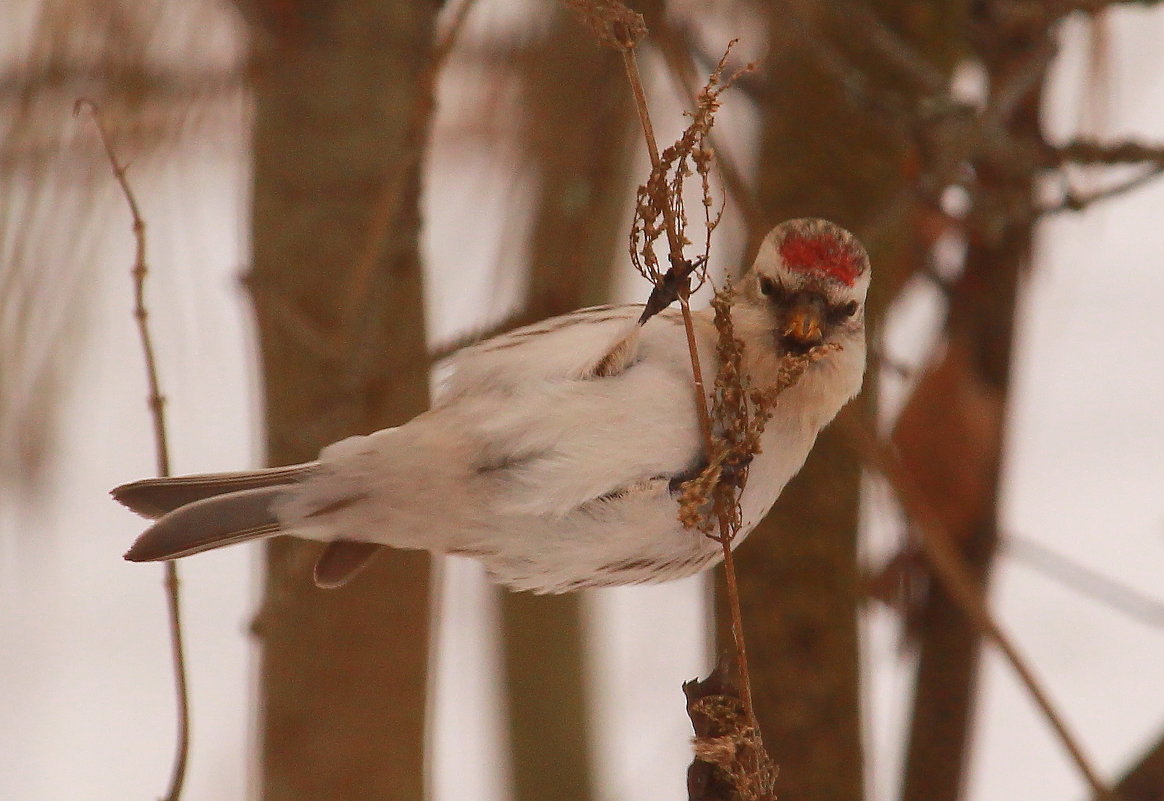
[676, 283, 837, 789]
[678, 284, 838, 538]
[568, 4, 793, 797]
[76, 100, 190, 801]
[630, 42, 745, 300]
[563, 0, 646, 50]
[685, 660, 779, 801]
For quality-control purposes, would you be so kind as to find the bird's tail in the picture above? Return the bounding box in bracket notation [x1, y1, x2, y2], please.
[113, 464, 316, 519]
[114, 465, 315, 563]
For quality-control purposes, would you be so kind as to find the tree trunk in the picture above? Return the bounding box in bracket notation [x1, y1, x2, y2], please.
[499, 11, 633, 801]
[1104, 734, 1164, 801]
[242, 2, 437, 799]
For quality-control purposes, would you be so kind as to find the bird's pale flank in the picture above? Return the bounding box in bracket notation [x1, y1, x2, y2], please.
[115, 218, 870, 593]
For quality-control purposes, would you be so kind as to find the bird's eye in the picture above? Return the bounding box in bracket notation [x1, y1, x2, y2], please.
[759, 276, 780, 298]
[839, 300, 859, 317]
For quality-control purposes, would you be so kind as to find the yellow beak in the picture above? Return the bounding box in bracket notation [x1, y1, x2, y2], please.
[783, 301, 825, 346]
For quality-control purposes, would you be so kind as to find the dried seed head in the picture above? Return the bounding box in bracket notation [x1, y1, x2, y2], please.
[630, 41, 751, 299]
[565, 0, 646, 51]
[677, 282, 841, 542]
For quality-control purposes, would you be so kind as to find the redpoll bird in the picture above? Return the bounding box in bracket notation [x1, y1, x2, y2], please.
[115, 218, 870, 593]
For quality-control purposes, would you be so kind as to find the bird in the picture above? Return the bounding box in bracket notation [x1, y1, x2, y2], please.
[114, 218, 870, 593]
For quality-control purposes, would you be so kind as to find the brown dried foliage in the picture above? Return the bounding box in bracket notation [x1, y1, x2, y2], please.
[685, 660, 779, 801]
[567, 5, 802, 797]
[564, 0, 647, 51]
[678, 283, 839, 541]
[630, 43, 746, 294]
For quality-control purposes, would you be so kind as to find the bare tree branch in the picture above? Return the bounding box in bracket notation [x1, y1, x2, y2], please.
[1048, 138, 1164, 166]
[843, 412, 1116, 801]
[1007, 536, 1164, 629]
[75, 99, 190, 801]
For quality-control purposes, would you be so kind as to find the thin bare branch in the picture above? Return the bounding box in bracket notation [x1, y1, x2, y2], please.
[1041, 164, 1164, 214]
[1048, 138, 1164, 166]
[569, 5, 772, 788]
[622, 48, 685, 261]
[645, 14, 766, 248]
[0, 63, 243, 103]
[617, 43, 761, 726]
[1007, 536, 1164, 629]
[75, 99, 190, 801]
[842, 411, 1116, 801]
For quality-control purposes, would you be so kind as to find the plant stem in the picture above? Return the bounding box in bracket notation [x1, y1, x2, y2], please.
[678, 296, 713, 446]
[618, 29, 759, 724]
[77, 99, 190, 801]
[680, 292, 755, 720]
[620, 46, 684, 257]
[717, 527, 755, 718]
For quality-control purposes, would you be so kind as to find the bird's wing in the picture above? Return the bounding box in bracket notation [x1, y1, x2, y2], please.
[440, 305, 646, 401]
[441, 306, 711, 518]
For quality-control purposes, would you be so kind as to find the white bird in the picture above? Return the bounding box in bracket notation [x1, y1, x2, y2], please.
[115, 218, 870, 593]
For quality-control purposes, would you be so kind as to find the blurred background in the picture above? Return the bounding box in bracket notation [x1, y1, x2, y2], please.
[2, 1, 1164, 800]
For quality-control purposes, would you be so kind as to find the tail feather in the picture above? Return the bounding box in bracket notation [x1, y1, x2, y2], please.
[112, 464, 317, 519]
[123, 486, 285, 562]
[313, 541, 385, 588]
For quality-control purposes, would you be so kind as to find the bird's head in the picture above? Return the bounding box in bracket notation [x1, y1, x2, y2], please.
[741, 218, 870, 356]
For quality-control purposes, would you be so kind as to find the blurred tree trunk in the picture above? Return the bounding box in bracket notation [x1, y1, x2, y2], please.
[1103, 734, 1164, 801]
[241, 2, 437, 800]
[717, 3, 965, 800]
[499, 10, 633, 801]
[899, 6, 1048, 799]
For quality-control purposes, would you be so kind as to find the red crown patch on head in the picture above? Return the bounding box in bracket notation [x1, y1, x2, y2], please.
[778, 231, 863, 287]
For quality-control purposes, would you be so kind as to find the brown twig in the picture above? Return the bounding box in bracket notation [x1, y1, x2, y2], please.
[568, 0, 761, 738]
[842, 410, 1116, 801]
[1046, 138, 1164, 166]
[75, 99, 190, 801]
[620, 35, 756, 720]
[677, 298, 716, 449]
[647, 15, 766, 247]
[620, 47, 686, 260]
[1040, 164, 1164, 215]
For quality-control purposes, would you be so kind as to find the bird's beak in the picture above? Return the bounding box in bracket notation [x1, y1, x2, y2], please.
[783, 298, 825, 346]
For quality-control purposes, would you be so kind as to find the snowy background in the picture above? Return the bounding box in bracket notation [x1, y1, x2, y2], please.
[2, 5, 1164, 801]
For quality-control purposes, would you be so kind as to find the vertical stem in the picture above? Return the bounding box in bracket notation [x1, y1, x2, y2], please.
[678, 296, 713, 447]
[618, 28, 760, 721]
[619, 46, 684, 258]
[77, 100, 190, 801]
[596, 9, 762, 729]
[162, 563, 190, 801]
[679, 293, 755, 720]
[718, 536, 755, 718]
[621, 47, 660, 168]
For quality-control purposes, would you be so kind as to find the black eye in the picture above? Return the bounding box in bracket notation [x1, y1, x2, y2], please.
[759, 276, 780, 297]
[839, 300, 859, 317]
